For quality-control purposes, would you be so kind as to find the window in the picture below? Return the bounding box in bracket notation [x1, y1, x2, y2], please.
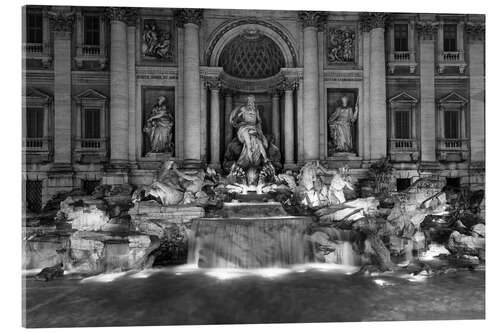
[26, 12, 43, 44]
[444, 109, 460, 139]
[394, 24, 408, 52]
[84, 15, 100, 46]
[83, 108, 101, 139]
[26, 107, 44, 138]
[26, 180, 43, 213]
[443, 24, 457, 52]
[394, 109, 411, 139]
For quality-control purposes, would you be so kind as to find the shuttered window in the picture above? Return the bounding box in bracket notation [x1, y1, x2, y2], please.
[84, 15, 100, 46]
[394, 109, 411, 139]
[443, 24, 457, 52]
[83, 108, 100, 139]
[26, 12, 43, 43]
[394, 24, 408, 52]
[26, 108, 44, 138]
[444, 109, 460, 139]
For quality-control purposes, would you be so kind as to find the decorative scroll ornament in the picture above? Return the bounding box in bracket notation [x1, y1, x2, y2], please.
[298, 11, 327, 30]
[174, 9, 203, 26]
[327, 26, 356, 63]
[359, 12, 389, 32]
[416, 21, 439, 40]
[465, 22, 485, 41]
[47, 8, 75, 32]
[105, 7, 128, 22]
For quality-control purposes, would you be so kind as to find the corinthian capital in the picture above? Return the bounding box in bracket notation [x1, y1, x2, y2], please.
[205, 78, 222, 91]
[48, 7, 75, 32]
[175, 9, 203, 26]
[359, 12, 389, 32]
[416, 21, 439, 40]
[465, 22, 485, 41]
[105, 7, 128, 22]
[124, 8, 139, 26]
[298, 11, 327, 30]
[279, 78, 299, 92]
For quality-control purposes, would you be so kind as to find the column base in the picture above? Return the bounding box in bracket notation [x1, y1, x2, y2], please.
[183, 159, 203, 169]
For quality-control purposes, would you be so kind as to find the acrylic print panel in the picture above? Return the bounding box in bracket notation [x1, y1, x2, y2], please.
[22, 3, 485, 328]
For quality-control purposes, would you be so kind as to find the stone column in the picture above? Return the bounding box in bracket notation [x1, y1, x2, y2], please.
[271, 91, 280, 147]
[467, 23, 485, 162]
[417, 20, 439, 162]
[224, 91, 234, 146]
[49, 9, 74, 166]
[107, 7, 129, 167]
[361, 13, 389, 160]
[126, 10, 138, 164]
[299, 11, 325, 161]
[208, 79, 222, 168]
[176, 9, 203, 167]
[282, 80, 297, 167]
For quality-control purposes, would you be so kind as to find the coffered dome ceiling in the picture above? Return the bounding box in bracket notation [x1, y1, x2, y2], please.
[218, 31, 286, 79]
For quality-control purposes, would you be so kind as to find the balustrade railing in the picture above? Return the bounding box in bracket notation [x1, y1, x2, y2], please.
[393, 51, 411, 62]
[390, 138, 417, 150]
[23, 137, 51, 152]
[82, 45, 101, 56]
[24, 43, 43, 55]
[442, 51, 462, 62]
[438, 138, 468, 150]
[78, 138, 107, 149]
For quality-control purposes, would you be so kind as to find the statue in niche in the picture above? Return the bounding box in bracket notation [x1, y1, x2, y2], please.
[328, 94, 358, 154]
[223, 95, 280, 192]
[327, 27, 355, 63]
[143, 96, 174, 154]
[229, 95, 269, 169]
[142, 20, 174, 61]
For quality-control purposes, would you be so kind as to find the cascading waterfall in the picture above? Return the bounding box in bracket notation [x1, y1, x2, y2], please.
[188, 216, 314, 268]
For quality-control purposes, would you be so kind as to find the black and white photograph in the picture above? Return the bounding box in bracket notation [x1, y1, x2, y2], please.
[9, 0, 495, 330]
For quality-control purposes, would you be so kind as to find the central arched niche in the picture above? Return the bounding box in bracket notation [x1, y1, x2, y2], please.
[218, 30, 285, 79]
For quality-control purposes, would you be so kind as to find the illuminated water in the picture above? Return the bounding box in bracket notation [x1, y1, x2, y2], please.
[23, 264, 484, 327]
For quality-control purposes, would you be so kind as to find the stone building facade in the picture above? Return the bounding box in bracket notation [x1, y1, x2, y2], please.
[22, 6, 485, 211]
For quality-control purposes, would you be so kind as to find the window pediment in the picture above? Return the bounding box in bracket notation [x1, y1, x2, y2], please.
[74, 88, 108, 101]
[389, 91, 418, 105]
[438, 91, 467, 105]
[25, 87, 52, 105]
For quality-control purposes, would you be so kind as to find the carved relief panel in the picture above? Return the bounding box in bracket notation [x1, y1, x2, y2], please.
[141, 86, 175, 156]
[141, 18, 176, 64]
[326, 25, 357, 65]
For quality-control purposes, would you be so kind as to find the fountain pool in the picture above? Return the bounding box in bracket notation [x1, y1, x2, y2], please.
[23, 265, 485, 327]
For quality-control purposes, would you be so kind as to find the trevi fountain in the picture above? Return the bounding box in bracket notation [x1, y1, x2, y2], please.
[23, 95, 485, 326]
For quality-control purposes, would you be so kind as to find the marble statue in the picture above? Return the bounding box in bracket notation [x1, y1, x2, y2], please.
[328, 94, 358, 153]
[224, 95, 279, 192]
[143, 96, 174, 153]
[328, 172, 354, 205]
[132, 161, 210, 206]
[229, 95, 269, 168]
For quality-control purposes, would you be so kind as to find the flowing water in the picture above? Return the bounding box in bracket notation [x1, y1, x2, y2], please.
[23, 265, 485, 327]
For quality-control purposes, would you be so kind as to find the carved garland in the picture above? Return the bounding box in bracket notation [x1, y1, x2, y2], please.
[205, 18, 298, 67]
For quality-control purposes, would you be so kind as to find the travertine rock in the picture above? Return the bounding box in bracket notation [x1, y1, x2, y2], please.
[59, 196, 110, 231]
[447, 230, 485, 257]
